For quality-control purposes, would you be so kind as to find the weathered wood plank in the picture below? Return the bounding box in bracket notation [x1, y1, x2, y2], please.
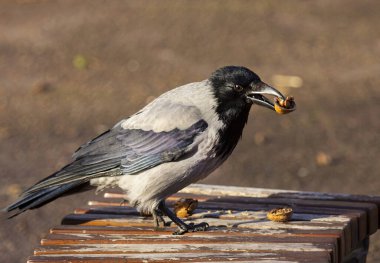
[49, 224, 343, 238]
[28, 184, 380, 263]
[58, 213, 347, 261]
[73, 192, 369, 260]
[28, 250, 333, 263]
[85, 198, 369, 231]
[61, 211, 352, 230]
[181, 184, 380, 205]
[34, 242, 334, 255]
[203, 197, 377, 234]
[81, 199, 362, 255]
[38, 232, 339, 261]
[181, 184, 380, 227]
[47, 225, 342, 262]
[98, 193, 376, 238]
[40, 232, 339, 246]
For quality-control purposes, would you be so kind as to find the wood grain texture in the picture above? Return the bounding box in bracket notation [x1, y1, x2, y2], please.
[28, 183, 380, 263]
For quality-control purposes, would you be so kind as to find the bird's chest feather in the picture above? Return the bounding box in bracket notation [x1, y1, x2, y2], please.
[213, 106, 251, 160]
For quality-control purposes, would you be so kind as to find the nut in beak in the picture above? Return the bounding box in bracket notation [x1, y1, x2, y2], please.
[274, 96, 296, 114]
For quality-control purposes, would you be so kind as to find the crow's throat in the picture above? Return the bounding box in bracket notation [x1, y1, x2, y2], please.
[214, 105, 251, 159]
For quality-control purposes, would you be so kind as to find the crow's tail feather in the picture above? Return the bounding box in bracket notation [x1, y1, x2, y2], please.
[3, 181, 91, 218]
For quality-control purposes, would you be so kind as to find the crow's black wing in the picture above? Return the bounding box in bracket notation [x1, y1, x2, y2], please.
[5, 119, 208, 216]
[24, 119, 208, 193]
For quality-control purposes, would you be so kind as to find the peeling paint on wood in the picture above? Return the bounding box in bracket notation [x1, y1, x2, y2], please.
[27, 183, 380, 263]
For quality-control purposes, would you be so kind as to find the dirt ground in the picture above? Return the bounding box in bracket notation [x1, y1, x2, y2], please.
[0, 0, 379, 262]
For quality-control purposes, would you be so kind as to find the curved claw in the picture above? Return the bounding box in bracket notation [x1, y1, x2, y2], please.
[189, 222, 209, 232]
[157, 199, 209, 235]
[173, 222, 209, 235]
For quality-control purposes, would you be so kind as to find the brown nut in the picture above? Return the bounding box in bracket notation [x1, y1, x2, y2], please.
[283, 96, 294, 108]
[274, 96, 296, 114]
[174, 198, 198, 218]
[278, 97, 287, 107]
[267, 207, 293, 222]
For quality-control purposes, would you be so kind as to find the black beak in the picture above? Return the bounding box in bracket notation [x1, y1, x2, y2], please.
[246, 82, 285, 111]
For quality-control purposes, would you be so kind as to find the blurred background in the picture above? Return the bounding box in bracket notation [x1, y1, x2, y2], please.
[0, 0, 379, 262]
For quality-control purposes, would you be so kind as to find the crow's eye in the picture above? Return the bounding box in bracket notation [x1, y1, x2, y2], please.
[234, 84, 244, 92]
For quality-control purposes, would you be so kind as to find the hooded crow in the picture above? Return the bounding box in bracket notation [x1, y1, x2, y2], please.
[4, 66, 294, 234]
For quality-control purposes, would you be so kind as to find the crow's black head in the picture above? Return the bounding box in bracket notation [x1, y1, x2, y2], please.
[209, 66, 285, 118]
[210, 66, 262, 92]
[208, 66, 287, 159]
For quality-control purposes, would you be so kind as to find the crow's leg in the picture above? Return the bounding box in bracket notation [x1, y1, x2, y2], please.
[152, 208, 170, 229]
[158, 200, 209, 235]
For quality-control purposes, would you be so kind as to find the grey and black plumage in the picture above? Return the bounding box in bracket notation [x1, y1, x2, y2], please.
[5, 66, 288, 234]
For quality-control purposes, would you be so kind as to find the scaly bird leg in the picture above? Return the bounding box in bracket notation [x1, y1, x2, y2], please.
[152, 208, 170, 229]
[157, 200, 209, 235]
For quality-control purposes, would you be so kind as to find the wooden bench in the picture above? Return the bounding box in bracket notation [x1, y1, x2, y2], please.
[27, 184, 380, 262]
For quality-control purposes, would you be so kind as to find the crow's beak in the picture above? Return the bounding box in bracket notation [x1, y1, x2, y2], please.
[246, 82, 285, 111]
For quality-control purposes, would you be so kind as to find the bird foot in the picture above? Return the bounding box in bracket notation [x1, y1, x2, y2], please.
[152, 209, 172, 229]
[157, 200, 209, 235]
[173, 222, 209, 235]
